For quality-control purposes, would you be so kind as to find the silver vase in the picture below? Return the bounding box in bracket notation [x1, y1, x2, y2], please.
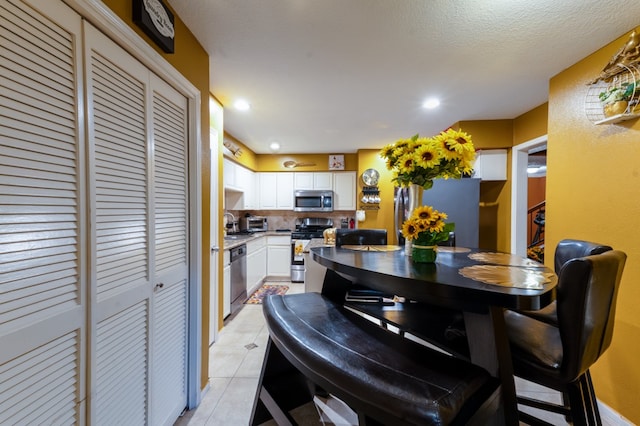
[405, 184, 423, 255]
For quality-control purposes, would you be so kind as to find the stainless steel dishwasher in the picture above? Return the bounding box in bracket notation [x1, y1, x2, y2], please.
[230, 244, 247, 315]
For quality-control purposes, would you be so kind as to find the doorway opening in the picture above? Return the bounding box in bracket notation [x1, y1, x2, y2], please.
[511, 136, 547, 258]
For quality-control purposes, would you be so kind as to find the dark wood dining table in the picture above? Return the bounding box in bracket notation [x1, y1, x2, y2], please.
[310, 245, 558, 425]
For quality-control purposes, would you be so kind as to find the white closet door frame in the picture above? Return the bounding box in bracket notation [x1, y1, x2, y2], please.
[63, 0, 204, 408]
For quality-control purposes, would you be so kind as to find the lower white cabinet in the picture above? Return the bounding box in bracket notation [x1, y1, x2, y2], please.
[246, 236, 267, 293]
[267, 235, 291, 277]
[223, 249, 231, 318]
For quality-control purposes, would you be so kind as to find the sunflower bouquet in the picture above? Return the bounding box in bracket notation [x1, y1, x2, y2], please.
[401, 205, 455, 247]
[380, 128, 475, 190]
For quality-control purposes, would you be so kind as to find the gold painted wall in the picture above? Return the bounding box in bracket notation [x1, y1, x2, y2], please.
[356, 150, 397, 241]
[255, 153, 358, 171]
[547, 27, 640, 422]
[514, 103, 548, 145]
[224, 132, 258, 171]
[101, 0, 212, 392]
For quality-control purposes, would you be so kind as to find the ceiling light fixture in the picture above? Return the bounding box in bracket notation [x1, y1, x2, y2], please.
[269, 142, 281, 151]
[422, 98, 440, 109]
[233, 99, 251, 111]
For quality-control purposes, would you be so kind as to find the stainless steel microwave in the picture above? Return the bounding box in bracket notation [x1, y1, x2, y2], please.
[293, 190, 333, 212]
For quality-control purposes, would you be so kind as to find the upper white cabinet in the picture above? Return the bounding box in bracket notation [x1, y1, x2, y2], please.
[236, 165, 257, 209]
[224, 158, 257, 209]
[294, 172, 333, 190]
[259, 172, 294, 209]
[223, 157, 239, 189]
[333, 171, 357, 210]
[472, 149, 507, 181]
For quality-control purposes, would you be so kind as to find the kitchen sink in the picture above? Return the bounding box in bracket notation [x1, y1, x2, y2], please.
[224, 234, 253, 241]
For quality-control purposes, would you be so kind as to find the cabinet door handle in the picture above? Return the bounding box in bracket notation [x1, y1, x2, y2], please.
[154, 283, 164, 291]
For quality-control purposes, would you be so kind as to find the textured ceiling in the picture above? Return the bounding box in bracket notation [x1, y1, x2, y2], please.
[168, 0, 640, 154]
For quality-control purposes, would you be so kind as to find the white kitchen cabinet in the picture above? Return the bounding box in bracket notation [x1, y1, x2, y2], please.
[236, 165, 257, 209]
[259, 172, 294, 209]
[267, 235, 291, 277]
[223, 249, 231, 318]
[472, 149, 507, 181]
[294, 172, 333, 190]
[333, 171, 357, 210]
[224, 159, 257, 209]
[246, 236, 267, 294]
[223, 157, 238, 190]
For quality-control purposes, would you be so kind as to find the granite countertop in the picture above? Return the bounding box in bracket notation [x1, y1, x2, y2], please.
[222, 230, 292, 250]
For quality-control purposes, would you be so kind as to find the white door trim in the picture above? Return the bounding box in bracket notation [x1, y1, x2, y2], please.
[510, 135, 547, 257]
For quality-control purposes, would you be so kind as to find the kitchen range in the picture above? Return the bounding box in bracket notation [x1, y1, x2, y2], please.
[290, 217, 333, 283]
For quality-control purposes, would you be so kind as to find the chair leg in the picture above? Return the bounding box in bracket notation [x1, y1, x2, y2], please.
[566, 379, 590, 426]
[581, 371, 603, 425]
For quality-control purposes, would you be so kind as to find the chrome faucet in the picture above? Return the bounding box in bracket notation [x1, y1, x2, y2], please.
[223, 212, 237, 234]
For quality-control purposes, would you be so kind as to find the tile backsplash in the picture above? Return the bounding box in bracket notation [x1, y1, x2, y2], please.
[225, 210, 356, 231]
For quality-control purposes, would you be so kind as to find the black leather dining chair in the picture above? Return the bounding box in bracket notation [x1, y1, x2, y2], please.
[334, 228, 388, 246]
[333, 228, 391, 301]
[505, 249, 626, 425]
[516, 239, 613, 326]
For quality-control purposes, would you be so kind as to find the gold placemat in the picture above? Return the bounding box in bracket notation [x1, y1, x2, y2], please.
[468, 252, 544, 267]
[340, 245, 402, 252]
[435, 247, 472, 253]
[459, 265, 554, 289]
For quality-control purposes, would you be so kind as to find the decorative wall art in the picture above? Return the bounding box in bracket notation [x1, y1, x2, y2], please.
[585, 29, 640, 124]
[329, 154, 344, 170]
[133, 0, 175, 53]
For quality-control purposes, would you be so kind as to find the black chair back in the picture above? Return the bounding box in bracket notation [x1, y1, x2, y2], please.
[335, 229, 387, 246]
[557, 250, 626, 380]
[554, 238, 612, 273]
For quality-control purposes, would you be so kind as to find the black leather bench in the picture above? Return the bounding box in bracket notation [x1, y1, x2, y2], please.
[250, 292, 501, 425]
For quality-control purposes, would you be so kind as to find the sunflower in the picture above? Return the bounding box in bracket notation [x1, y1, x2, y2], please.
[414, 143, 440, 170]
[401, 220, 420, 240]
[413, 205, 435, 222]
[397, 153, 416, 174]
[401, 205, 454, 245]
[433, 132, 460, 161]
[379, 128, 475, 189]
[442, 129, 475, 155]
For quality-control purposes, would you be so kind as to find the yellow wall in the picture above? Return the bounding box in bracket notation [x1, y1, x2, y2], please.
[255, 153, 358, 172]
[514, 103, 548, 145]
[356, 150, 396, 240]
[224, 132, 258, 171]
[102, 0, 212, 392]
[547, 27, 640, 422]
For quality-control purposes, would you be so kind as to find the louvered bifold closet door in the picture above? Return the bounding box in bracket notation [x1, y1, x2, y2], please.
[84, 23, 152, 425]
[149, 75, 189, 426]
[0, 0, 85, 424]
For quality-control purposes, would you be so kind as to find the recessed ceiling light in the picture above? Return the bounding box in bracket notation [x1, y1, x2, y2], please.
[269, 142, 281, 151]
[422, 98, 440, 109]
[233, 99, 251, 111]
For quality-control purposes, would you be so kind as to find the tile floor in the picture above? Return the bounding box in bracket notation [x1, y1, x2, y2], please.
[175, 282, 630, 426]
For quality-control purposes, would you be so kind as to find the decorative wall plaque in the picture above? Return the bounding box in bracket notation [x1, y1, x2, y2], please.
[133, 0, 175, 53]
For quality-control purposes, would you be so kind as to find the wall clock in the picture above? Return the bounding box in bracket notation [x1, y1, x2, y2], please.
[362, 168, 380, 186]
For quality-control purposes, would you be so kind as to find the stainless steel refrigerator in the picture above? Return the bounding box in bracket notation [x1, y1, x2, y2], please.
[394, 178, 480, 248]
